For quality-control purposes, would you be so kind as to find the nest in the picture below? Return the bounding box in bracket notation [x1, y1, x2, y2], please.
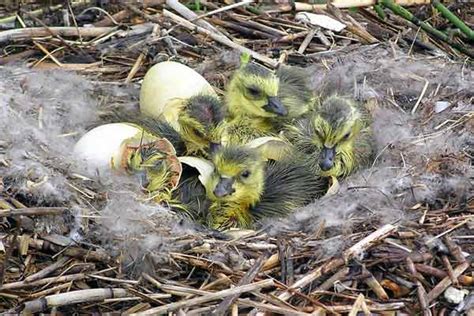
[0, 1, 473, 315]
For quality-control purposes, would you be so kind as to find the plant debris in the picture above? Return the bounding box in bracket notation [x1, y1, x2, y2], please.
[0, 1, 473, 315]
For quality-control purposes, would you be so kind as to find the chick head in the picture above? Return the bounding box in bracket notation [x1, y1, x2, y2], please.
[227, 63, 288, 118]
[178, 94, 225, 154]
[206, 146, 266, 207]
[294, 96, 364, 178]
[126, 140, 181, 201]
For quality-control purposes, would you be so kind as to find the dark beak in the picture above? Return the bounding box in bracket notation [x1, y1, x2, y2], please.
[209, 142, 221, 154]
[213, 177, 235, 197]
[264, 96, 288, 116]
[319, 146, 336, 171]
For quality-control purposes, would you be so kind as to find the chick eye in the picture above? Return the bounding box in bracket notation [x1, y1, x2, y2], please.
[314, 130, 324, 140]
[246, 86, 261, 98]
[343, 132, 351, 140]
[241, 170, 251, 178]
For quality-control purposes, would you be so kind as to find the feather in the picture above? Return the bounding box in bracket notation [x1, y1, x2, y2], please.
[251, 158, 327, 220]
[107, 110, 188, 155]
[276, 65, 315, 118]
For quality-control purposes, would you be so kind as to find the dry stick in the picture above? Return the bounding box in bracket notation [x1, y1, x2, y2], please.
[362, 267, 389, 301]
[88, 274, 139, 285]
[0, 1, 92, 25]
[143, 273, 210, 296]
[214, 256, 266, 315]
[0, 273, 86, 291]
[0, 207, 69, 218]
[20, 9, 88, 58]
[166, 0, 224, 36]
[22, 288, 129, 313]
[326, 4, 378, 44]
[282, 0, 430, 11]
[298, 29, 317, 54]
[0, 50, 37, 65]
[209, 18, 276, 39]
[163, 9, 277, 68]
[441, 255, 458, 286]
[330, 302, 405, 312]
[28, 282, 73, 299]
[14, 14, 63, 68]
[349, 293, 368, 316]
[262, 253, 279, 271]
[94, 9, 130, 27]
[123, 3, 161, 24]
[278, 224, 397, 302]
[0, 27, 114, 44]
[192, 0, 255, 23]
[406, 258, 431, 316]
[444, 236, 467, 264]
[228, 15, 287, 37]
[24, 257, 70, 283]
[314, 267, 350, 292]
[427, 261, 470, 303]
[237, 298, 315, 316]
[124, 287, 169, 306]
[137, 279, 275, 315]
[125, 24, 160, 83]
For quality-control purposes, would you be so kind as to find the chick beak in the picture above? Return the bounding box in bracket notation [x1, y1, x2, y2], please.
[319, 146, 336, 171]
[213, 177, 235, 197]
[264, 96, 288, 116]
[209, 142, 221, 154]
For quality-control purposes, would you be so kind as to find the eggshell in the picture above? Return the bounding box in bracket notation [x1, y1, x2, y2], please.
[140, 61, 216, 119]
[73, 123, 156, 173]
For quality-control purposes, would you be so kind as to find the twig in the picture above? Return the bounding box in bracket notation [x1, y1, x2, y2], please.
[406, 258, 431, 316]
[298, 29, 317, 54]
[0, 27, 115, 44]
[443, 236, 467, 264]
[277, 224, 396, 302]
[343, 224, 397, 261]
[237, 298, 316, 316]
[427, 262, 470, 303]
[281, 0, 430, 11]
[22, 288, 129, 313]
[137, 279, 275, 315]
[314, 267, 350, 292]
[163, 9, 277, 68]
[191, 1, 255, 22]
[0, 1, 91, 25]
[363, 267, 389, 301]
[411, 79, 429, 114]
[0, 273, 86, 291]
[0, 207, 69, 218]
[24, 257, 70, 283]
[166, 0, 223, 36]
[329, 302, 405, 312]
[214, 256, 266, 315]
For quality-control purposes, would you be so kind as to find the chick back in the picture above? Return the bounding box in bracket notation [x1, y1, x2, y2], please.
[251, 158, 327, 221]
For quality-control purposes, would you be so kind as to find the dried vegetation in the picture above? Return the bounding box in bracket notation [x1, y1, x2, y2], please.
[0, 1, 473, 315]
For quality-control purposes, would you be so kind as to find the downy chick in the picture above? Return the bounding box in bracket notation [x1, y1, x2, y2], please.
[287, 95, 374, 179]
[205, 146, 325, 230]
[276, 64, 316, 119]
[224, 61, 315, 140]
[226, 62, 287, 134]
[117, 94, 225, 157]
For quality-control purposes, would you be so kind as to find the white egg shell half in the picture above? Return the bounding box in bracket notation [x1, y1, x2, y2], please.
[73, 123, 156, 173]
[139, 61, 216, 119]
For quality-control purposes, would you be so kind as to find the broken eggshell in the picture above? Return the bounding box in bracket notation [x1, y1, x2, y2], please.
[73, 123, 182, 191]
[295, 12, 346, 32]
[140, 61, 217, 121]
